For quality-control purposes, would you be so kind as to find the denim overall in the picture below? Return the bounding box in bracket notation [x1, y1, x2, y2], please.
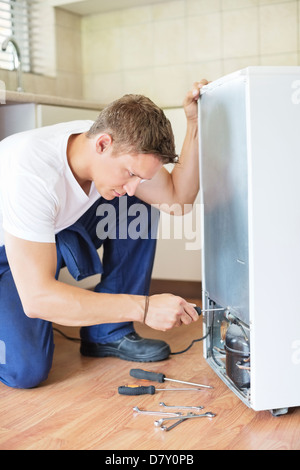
[0, 196, 159, 388]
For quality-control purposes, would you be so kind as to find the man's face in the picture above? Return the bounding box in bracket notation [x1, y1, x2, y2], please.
[92, 147, 162, 200]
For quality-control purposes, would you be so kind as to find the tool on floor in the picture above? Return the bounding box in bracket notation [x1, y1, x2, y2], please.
[160, 412, 216, 431]
[154, 412, 194, 427]
[160, 416, 189, 432]
[129, 368, 213, 389]
[132, 406, 181, 417]
[156, 411, 216, 425]
[118, 385, 204, 395]
[159, 401, 204, 411]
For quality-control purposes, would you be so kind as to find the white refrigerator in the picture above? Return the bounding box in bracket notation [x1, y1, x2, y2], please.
[198, 66, 300, 415]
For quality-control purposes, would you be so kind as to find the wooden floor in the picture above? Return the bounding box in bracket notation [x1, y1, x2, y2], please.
[1, 300, 300, 450]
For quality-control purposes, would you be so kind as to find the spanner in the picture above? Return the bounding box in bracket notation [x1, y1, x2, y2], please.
[133, 406, 181, 417]
[160, 412, 216, 431]
[159, 401, 204, 411]
[161, 416, 190, 432]
[154, 412, 194, 427]
[154, 411, 216, 431]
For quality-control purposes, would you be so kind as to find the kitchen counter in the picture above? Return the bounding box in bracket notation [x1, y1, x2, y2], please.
[5, 90, 105, 110]
[0, 91, 102, 140]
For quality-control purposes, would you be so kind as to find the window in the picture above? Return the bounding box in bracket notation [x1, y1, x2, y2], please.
[0, 0, 55, 76]
[0, 0, 33, 72]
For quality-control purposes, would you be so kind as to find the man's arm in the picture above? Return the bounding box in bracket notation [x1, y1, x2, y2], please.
[135, 80, 208, 213]
[4, 231, 198, 330]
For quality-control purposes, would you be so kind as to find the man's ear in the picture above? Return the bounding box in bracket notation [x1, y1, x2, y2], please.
[95, 134, 112, 154]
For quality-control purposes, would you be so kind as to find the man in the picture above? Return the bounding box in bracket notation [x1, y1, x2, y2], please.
[0, 80, 207, 389]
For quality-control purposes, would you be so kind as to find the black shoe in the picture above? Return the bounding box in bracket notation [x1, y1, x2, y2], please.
[80, 331, 170, 362]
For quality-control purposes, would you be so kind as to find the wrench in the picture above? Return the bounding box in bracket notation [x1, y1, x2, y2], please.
[133, 406, 181, 417]
[161, 416, 190, 432]
[160, 412, 216, 431]
[159, 401, 204, 411]
[154, 412, 194, 427]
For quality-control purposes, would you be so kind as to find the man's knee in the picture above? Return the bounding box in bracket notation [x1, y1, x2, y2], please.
[0, 353, 53, 389]
[1, 366, 51, 389]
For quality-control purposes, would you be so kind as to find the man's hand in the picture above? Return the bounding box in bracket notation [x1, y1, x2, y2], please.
[145, 294, 199, 331]
[183, 79, 209, 122]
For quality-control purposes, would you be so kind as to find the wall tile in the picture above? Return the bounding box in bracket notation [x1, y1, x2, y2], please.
[121, 23, 154, 69]
[259, 2, 298, 55]
[186, 0, 221, 15]
[120, 5, 152, 26]
[154, 19, 186, 66]
[32, 74, 57, 96]
[55, 7, 81, 29]
[153, 65, 188, 107]
[259, 0, 293, 4]
[56, 72, 82, 99]
[83, 72, 124, 103]
[123, 68, 155, 97]
[222, 0, 259, 9]
[56, 27, 82, 74]
[81, 11, 122, 32]
[82, 28, 122, 74]
[223, 55, 260, 74]
[187, 12, 222, 62]
[152, 0, 185, 20]
[222, 7, 259, 58]
[260, 52, 298, 65]
[187, 61, 224, 83]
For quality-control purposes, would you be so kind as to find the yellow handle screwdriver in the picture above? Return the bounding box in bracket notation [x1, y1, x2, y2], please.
[129, 368, 213, 389]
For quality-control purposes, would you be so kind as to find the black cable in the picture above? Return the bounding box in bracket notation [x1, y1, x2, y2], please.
[53, 326, 210, 355]
[53, 327, 80, 342]
[170, 328, 211, 355]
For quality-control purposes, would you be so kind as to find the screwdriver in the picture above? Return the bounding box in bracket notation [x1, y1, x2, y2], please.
[118, 385, 204, 395]
[129, 369, 213, 389]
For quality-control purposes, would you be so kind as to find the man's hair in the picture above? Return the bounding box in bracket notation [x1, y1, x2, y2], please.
[87, 94, 178, 164]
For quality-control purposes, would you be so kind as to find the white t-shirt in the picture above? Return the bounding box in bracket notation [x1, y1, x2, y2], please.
[0, 120, 100, 246]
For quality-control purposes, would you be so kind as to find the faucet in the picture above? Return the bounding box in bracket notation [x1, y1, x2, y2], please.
[1, 36, 23, 92]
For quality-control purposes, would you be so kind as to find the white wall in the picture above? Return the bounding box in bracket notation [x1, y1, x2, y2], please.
[152, 108, 202, 281]
[80, 0, 300, 108]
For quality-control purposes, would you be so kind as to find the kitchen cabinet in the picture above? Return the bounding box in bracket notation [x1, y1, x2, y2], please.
[36, 104, 99, 127]
[0, 102, 99, 140]
[0, 103, 36, 140]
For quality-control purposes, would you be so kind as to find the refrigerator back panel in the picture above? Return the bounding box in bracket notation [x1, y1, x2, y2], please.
[200, 76, 249, 325]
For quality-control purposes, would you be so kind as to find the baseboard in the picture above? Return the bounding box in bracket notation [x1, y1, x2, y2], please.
[149, 278, 202, 299]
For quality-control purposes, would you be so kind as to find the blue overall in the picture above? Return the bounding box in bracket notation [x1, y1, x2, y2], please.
[0, 196, 159, 389]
